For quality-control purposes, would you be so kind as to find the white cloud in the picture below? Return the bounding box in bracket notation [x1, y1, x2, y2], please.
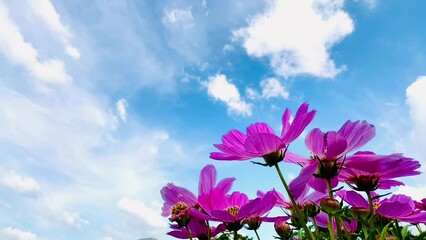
[260, 78, 289, 99]
[0, 227, 37, 240]
[233, 0, 354, 78]
[205, 74, 252, 116]
[116, 99, 128, 122]
[0, 2, 70, 84]
[117, 197, 166, 228]
[162, 8, 194, 29]
[354, 0, 378, 9]
[395, 185, 426, 201]
[61, 211, 89, 229]
[26, 0, 80, 59]
[406, 76, 426, 161]
[0, 170, 41, 197]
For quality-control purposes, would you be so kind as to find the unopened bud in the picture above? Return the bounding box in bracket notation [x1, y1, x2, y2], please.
[320, 198, 340, 214]
[274, 219, 292, 239]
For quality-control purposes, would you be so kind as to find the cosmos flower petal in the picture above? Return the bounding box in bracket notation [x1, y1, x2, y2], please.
[160, 183, 197, 206]
[289, 162, 318, 199]
[221, 129, 247, 149]
[246, 122, 276, 136]
[244, 133, 285, 156]
[338, 190, 369, 209]
[305, 128, 326, 157]
[199, 164, 217, 195]
[228, 191, 249, 207]
[211, 210, 236, 222]
[282, 103, 316, 144]
[216, 177, 236, 194]
[283, 151, 311, 164]
[325, 131, 347, 159]
[338, 120, 375, 153]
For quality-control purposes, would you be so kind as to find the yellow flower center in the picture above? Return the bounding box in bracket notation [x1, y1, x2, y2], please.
[226, 206, 240, 217]
[171, 202, 187, 215]
[373, 203, 380, 211]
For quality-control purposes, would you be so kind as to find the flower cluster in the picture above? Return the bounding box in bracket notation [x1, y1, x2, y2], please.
[160, 103, 426, 240]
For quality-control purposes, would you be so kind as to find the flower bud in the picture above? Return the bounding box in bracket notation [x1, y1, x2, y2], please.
[350, 207, 370, 220]
[246, 217, 261, 230]
[274, 219, 292, 239]
[320, 198, 340, 214]
[303, 201, 320, 217]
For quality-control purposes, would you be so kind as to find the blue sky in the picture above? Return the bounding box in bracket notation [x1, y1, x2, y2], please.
[0, 0, 426, 239]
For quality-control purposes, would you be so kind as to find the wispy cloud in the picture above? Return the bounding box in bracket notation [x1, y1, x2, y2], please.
[26, 0, 80, 59]
[204, 74, 252, 116]
[0, 170, 41, 197]
[0, 2, 70, 84]
[233, 0, 353, 78]
[0, 227, 37, 240]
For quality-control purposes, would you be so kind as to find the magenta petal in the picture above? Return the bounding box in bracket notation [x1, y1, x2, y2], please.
[305, 128, 326, 157]
[208, 189, 230, 211]
[160, 183, 197, 206]
[228, 191, 249, 207]
[211, 210, 235, 222]
[216, 177, 236, 194]
[397, 212, 426, 224]
[325, 132, 347, 159]
[283, 103, 316, 143]
[188, 209, 212, 221]
[244, 133, 284, 155]
[377, 202, 413, 218]
[246, 123, 276, 136]
[289, 162, 317, 199]
[338, 120, 375, 153]
[167, 230, 190, 239]
[281, 108, 291, 138]
[221, 129, 247, 149]
[283, 151, 311, 165]
[309, 177, 336, 194]
[340, 190, 369, 209]
[199, 164, 217, 195]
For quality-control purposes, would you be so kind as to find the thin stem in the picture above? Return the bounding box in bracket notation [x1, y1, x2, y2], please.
[326, 178, 344, 240]
[327, 214, 336, 240]
[416, 224, 423, 233]
[185, 225, 194, 240]
[366, 191, 374, 215]
[206, 220, 211, 240]
[254, 229, 261, 240]
[311, 217, 320, 239]
[234, 230, 238, 240]
[274, 163, 315, 240]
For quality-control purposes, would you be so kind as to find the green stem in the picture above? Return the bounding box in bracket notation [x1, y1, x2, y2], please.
[274, 163, 315, 240]
[312, 217, 320, 239]
[416, 224, 423, 233]
[234, 230, 238, 240]
[327, 214, 336, 240]
[366, 191, 376, 240]
[185, 225, 194, 240]
[254, 229, 261, 240]
[206, 220, 211, 240]
[326, 178, 344, 240]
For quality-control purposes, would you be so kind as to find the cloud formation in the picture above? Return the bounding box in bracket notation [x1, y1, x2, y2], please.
[205, 74, 252, 116]
[234, 0, 354, 78]
[0, 228, 37, 240]
[0, 170, 41, 197]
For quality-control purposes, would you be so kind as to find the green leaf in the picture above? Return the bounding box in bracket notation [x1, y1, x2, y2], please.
[379, 222, 391, 240]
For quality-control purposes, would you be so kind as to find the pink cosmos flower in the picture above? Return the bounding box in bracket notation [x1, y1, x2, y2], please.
[160, 164, 235, 225]
[168, 219, 226, 240]
[339, 190, 426, 224]
[415, 198, 426, 211]
[210, 103, 316, 166]
[340, 151, 421, 191]
[194, 189, 277, 231]
[286, 120, 375, 197]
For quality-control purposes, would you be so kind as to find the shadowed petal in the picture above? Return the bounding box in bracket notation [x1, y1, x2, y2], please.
[284, 151, 311, 164]
[325, 131, 347, 159]
[211, 210, 236, 222]
[289, 162, 317, 199]
[339, 190, 369, 209]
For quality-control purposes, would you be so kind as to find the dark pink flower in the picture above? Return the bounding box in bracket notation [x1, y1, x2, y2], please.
[340, 152, 421, 191]
[160, 164, 235, 225]
[339, 190, 426, 224]
[286, 120, 375, 197]
[194, 189, 277, 231]
[415, 198, 426, 211]
[210, 103, 315, 166]
[168, 219, 226, 240]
